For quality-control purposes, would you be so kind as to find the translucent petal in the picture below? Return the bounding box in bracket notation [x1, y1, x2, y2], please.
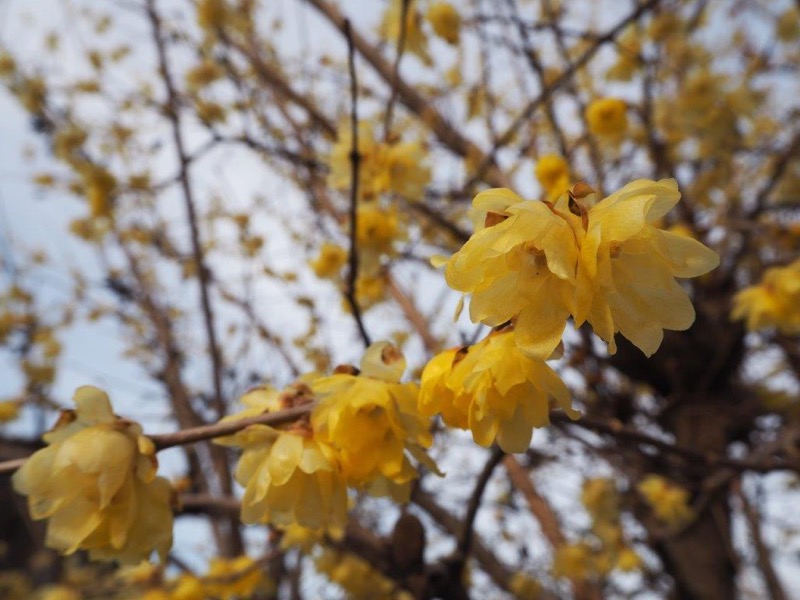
[267, 433, 303, 487]
[73, 386, 116, 425]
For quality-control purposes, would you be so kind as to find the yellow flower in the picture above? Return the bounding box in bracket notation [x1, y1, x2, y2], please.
[419, 329, 577, 453]
[731, 259, 800, 334]
[169, 575, 204, 600]
[311, 342, 438, 502]
[552, 542, 594, 581]
[426, 2, 461, 45]
[328, 122, 386, 200]
[637, 474, 693, 527]
[310, 242, 348, 279]
[585, 97, 628, 137]
[12, 386, 173, 563]
[581, 478, 619, 523]
[205, 556, 266, 600]
[357, 205, 401, 255]
[0, 400, 20, 423]
[442, 180, 719, 358]
[215, 385, 348, 533]
[38, 586, 81, 600]
[381, 141, 431, 199]
[534, 154, 570, 196]
[508, 573, 541, 599]
[141, 591, 170, 600]
[316, 549, 408, 600]
[576, 179, 720, 355]
[329, 122, 430, 201]
[443, 187, 580, 359]
[616, 547, 642, 572]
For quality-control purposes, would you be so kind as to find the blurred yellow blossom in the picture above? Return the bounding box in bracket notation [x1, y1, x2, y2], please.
[205, 555, 267, 600]
[534, 154, 570, 197]
[586, 97, 628, 137]
[638, 474, 693, 527]
[310, 242, 348, 279]
[731, 259, 800, 334]
[426, 2, 461, 45]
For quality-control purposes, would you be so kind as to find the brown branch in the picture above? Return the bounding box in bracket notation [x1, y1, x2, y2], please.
[146, 0, 227, 420]
[550, 412, 796, 474]
[735, 482, 787, 600]
[0, 406, 312, 475]
[464, 0, 662, 189]
[385, 273, 440, 353]
[219, 31, 336, 138]
[383, 0, 410, 141]
[412, 489, 516, 594]
[503, 455, 566, 548]
[343, 18, 372, 348]
[151, 404, 313, 450]
[304, 0, 509, 188]
[457, 446, 505, 567]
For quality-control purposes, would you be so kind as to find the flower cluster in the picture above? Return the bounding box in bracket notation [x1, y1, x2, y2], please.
[328, 122, 431, 201]
[12, 386, 174, 563]
[217, 342, 437, 531]
[731, 258, 800, 334]
[419, 327, 577, 453]
[637, 474, 693, 527]
[443, 179, 720, 358]
[215, 383, 349, 533]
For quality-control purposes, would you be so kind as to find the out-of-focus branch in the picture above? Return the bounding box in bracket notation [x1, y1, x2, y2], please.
[383, 0, 410, 140]
[412, 488, 516, 594]
[550, 412, 796, 474]
[219, 31, 337, 138]
[304, 0, 509, 189]
[343, 19, 372, 348]
[385, 273, 440, 353]
[146, 0, 226, 420]
[503, 455, 566, 548]
[457, 446, 505, 569]
[735, 482, 787, 600]
[465, 0, 662, 188]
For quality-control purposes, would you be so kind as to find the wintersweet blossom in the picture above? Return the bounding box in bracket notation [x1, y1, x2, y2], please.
[731, 258, 800, 334]
[637, 474, 693, 527]
[586, 97, 628, 137]
[12, 386, 174, 563]
[214, 384, 348, 533]
[444, 187, 579, 359]
[311, 342, 438, 502]
[442, 180, 719, 358]
[535, 154, 570, 197]
[418, 328, 578, 453]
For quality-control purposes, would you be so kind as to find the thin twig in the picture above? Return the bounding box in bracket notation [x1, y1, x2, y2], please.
[457, 446, 505, 566]
[463, 0, 662, 190]
[383, 0, 410, 141]
[305, 0, 509, 188]
[735, 481, 788, 600]
[550, 412, 795, 474]
[0, 405, 313, 475]
[151, 404, 313, 450]
[146, 0, 227, 419]
[343, 19, 372, 348]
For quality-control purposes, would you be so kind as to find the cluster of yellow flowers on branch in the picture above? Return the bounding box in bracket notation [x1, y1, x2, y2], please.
[5, 176, 723, 569]
[441, 178, 720, 358]
[9, 342, 438, 561]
